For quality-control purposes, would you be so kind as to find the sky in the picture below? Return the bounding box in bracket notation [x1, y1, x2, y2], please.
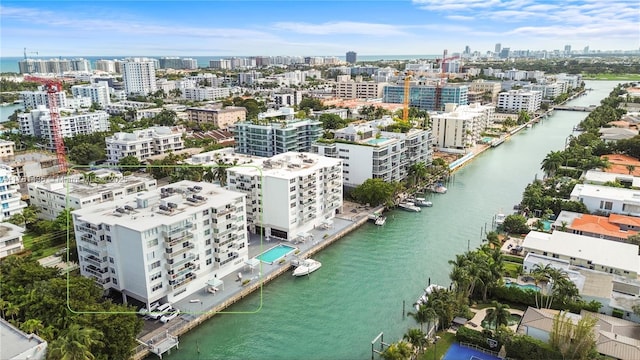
[1, 0, 639, 58]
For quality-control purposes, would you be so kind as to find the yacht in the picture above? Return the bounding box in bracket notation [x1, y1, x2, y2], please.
[292, 258, 322, 277]
[495, 213, 506, 226]
[412, 197, 433, 207]
[432, 183, 447, 194]
[398, 202, 421, 212]
[375, 216, 386, 226]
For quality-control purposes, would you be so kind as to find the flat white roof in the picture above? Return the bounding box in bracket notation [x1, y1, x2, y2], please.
[72, 180, 244, 231]
[522, 230, 640, 274]
[583, 170, 640, 187]
[571, 183, 640, 203]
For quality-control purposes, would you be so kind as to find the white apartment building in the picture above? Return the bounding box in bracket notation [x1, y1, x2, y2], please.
[104, 101, 154, 116]
[20, 91, 68, 110]
[0, 165, 27, 221]
[72, 181, 248, 308]
[523, 83, 566, 99]
[431, 103, 495, 150]
[182, 87, 230, 101]
[105, 126, 184, 165]
[0, 222, 25, 259]
[28, 171, 157, 220]
[522, 230, 639, 279]
[555, 73, 582, 89]
[234, 117, 322, 157]
[71, 83, 111, 107]
[570, 183, 640, 216]
[0, 140, 15, 161]
[497, 89, 542, 112]
[273, 91, 302, 107]
[95, 59, 117, 73]
[18, 106, 110, 148]
[312, 117, 433, 188]
[188, 149, 343, 240]
[123, 58, 157, 96]
[335, 81, 387, 99]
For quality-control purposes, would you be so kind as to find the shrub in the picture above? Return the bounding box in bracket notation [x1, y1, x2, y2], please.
[505, 334, 561, 360]
[503, 255, 524, 264]
[241, 279, 250, 286]
[456, 326, 501, 351]
[612, 308, 624, 318]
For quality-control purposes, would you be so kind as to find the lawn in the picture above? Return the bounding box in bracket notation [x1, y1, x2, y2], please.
[420, 331, 456, 360]
[582, 74, 640, 81]
[503, 262, 522, 278]
[21, 231, 67, 260]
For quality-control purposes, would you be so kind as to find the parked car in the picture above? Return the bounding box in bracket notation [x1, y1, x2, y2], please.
[138, 301, 159, 316]
[160, 309, 180, 323]
[149, 303, 173, 320]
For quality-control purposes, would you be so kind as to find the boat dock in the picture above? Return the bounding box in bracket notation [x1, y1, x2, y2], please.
[132, 202, 379, 360]
[553, 105, 596, 112]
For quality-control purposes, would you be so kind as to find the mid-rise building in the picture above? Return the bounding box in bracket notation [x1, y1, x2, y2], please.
[105, 126, 184, 165]
[468, 80, 501, 102]
[273, 91, 302, 107]
[19, 58, 90, 74]
[497, 89, 542, 112]
[0, 165, 27, 221]
[72, 180, 248, 308]
[18, 106, 110, 149]
[312, 117, 433, 188]
[431, 103, 495, 149]
[234, 118, 322, 157]
[158, 57, 198, 70]
[182, 87, 230, 101]
[28, 170, 157, 220]
[0, 140, 15, 161]
[383, 84, 469, 111]
[71, 83, 111, 108]
[189, 149, 342, 239]
[122, 58, 157, 96]
[186, 106, 247, 130]
[0, 222, 25, 259]
[523, 83, 566, 99]
[335, 81, 387, 99]
[20, 90, 68, 110]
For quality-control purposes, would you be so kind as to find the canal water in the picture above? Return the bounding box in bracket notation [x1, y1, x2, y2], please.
[162, 81, 622, 360]
[0, 103, 21, 122]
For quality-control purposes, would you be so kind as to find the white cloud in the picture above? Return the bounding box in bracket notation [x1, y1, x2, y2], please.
[446, 15, 475, 21]
[271, 21, 408, 36]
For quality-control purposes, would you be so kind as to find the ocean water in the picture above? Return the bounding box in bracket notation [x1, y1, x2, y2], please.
[0, 55, 439, 74]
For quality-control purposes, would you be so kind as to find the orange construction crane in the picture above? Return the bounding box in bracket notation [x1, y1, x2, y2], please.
[23, 75, 67, 173]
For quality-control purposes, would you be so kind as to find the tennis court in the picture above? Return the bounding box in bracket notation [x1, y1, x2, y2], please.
[443, 343, 502, 360]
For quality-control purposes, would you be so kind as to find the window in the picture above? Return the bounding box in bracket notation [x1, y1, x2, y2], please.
[203, 209, 209, 216]
[150, 272, 161, 281]
[109, 257, 114, 264]
[112, 278, 118, 285]
[206, 249, 212, 255]
[106, 235, 112, 242]
[150, 260, 161, 270]
[206, 258, 212, 265]
[152, 283, 163, 292]
[147, 238, 158, 247]
[205, 239, 211, 245]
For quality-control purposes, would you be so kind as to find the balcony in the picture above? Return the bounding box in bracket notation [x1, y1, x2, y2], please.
[164, 231, 194, 247]
[79, 234, 101, 247]
[170, 274, 196, 290]
[83, 255, 103, 267]
[167, 263, 195, 279]
[84, 265, 108, 278]
[216, 206, 236, 217]
[165, 243, 195, 259]
[76, 224, 97, 235]
[165, 254, 196, 270]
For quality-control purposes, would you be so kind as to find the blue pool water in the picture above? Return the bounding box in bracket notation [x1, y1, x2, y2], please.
[256, 244, 297, 264]
[508, 283, 541, 292]
[443, 343, 502, 360]
[366, 138, 389, 145]
[542, 220, 553, 231]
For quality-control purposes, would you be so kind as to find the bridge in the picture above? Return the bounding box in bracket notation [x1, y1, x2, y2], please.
[553, 105, 597, 112]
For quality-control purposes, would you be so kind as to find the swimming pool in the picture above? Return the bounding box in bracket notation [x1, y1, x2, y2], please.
[256, 244, 297, 264]
[443, 343, 502, 360]
[507, 283, 541, 292]
[542, 220, 553, 231]
[366, 138, 389, 145]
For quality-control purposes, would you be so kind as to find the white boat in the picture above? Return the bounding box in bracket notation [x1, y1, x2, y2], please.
[292, 259, 322, 277]
[414, 284, 445, 310]
[398, 202, 421, 212]
[432, 183, 447, 194]
[495, 213, 506, 225]
[413, 197, 433, 207]
[375, 216, 386, 226]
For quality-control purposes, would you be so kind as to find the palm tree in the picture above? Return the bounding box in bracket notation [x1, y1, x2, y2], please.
[5, 302, 20, 322]
[403, 328, 427, 355]
[627, 165, 636, 175]
[407, 304, 438, 333]
[485, 301, 511, 334]
[541, 151, 564, 178]
[485, 231, 501, 249]
[380, 340, 412, 360]
[20, 318, 44, 335]
[48, 324, 104, 360]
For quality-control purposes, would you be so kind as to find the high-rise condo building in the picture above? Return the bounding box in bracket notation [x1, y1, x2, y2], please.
[122, 58, 157, 96]
[346, 51, 357, 64]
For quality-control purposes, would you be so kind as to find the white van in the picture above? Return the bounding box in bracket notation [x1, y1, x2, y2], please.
[149, 303, 173, 320]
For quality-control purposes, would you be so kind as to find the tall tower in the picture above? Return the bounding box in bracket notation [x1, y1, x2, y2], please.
[346, 51, 357, 64]
[122, 58, 157, 96]
[495, 43, 502, 54]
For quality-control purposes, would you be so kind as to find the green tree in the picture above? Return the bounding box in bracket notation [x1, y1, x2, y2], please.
[403, 328, 427, 355]
[318, 113, 347, 129]
[350, 178, 396, 207]
[118, 155, 141, 170]
[48, 324, 104, 360]
[484, 301, 511, 333]
[550, 311, 598, 360]
[502, 214, 529, 234]
[407, 304, 438, 333]
[517, 110, 531, 125]
[68, 143, 105, 165]
[541, 151, 564, 178]
[380, 340, 412, 360]
[20, 318, 44, 336]
[153, 109, 177, 126]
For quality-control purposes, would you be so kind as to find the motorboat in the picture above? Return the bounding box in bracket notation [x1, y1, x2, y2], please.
[292, 258, 322, 277]
[375, 216, 386, 226]
[414, 284, 445, 310]
[432, 183, 447, 194]
[398, 202, 421, 212]
[495, 213, 506, 226]
[412, 197, 433, 207]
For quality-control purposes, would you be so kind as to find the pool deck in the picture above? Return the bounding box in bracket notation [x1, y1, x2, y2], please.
[465, 307, 524, 332]
[132, 201, 381, 360]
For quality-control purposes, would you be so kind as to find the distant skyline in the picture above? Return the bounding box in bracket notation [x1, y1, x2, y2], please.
[1, 0, 639, 58]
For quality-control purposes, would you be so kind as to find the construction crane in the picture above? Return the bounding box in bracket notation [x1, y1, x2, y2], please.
[23, 47, 38, 59]
[23, 75, 68, 173]
[402, 71, 413, 122]
[434, 49, 460, 111]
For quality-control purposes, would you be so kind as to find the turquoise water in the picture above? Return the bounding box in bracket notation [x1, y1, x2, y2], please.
[508, 283, 541, 292]
[160, 81, 622, 360]
[256, 244, 296, 264]
[542, 220, 553, 231]
[366, 138, 390, 145]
